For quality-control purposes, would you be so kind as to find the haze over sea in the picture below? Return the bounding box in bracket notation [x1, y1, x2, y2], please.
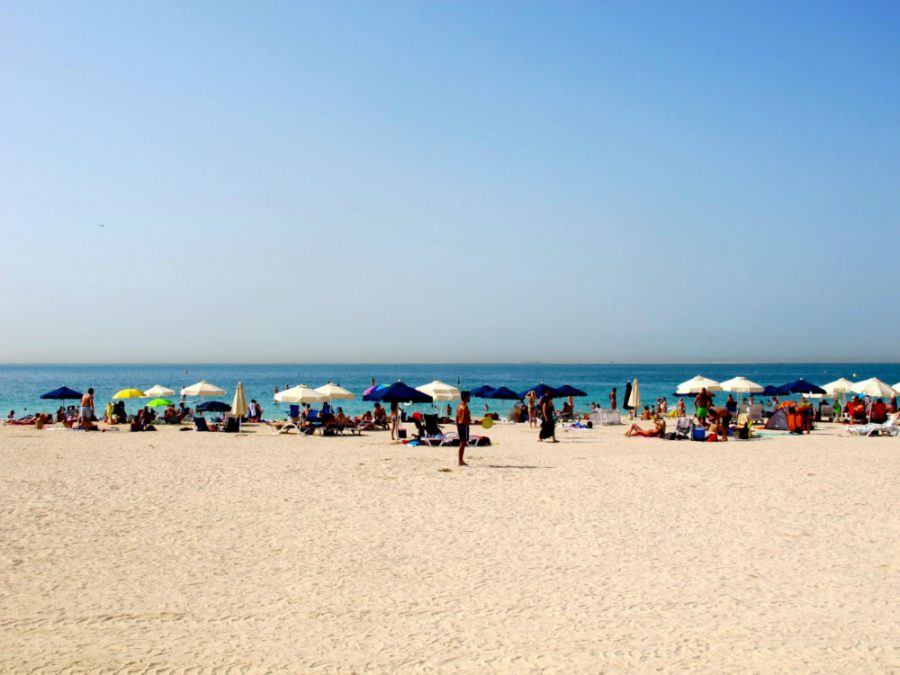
[3, 363, 898, 418]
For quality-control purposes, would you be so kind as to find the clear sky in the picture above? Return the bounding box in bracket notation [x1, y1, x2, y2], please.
[1, 1, 898, 363]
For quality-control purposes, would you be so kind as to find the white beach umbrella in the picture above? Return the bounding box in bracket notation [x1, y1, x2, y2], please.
[144, 384, 176, 398]
[851, 377, 896, 398]
[893, 383, 900, 395]
[315, 382, 355, 401]
[719, 376, 764, 394]
[278, 385, 326, 404]
[821, 378, 856, 396]
[181, 380, 226, 397]
[676, 375, 722, 395]
[231, 381, 248, 418]
[416, 380, 461, 402]
[627, 379, 641, 411]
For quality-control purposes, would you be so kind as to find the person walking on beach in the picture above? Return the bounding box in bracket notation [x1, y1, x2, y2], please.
[80, 388, 95, 423]
[609, 387, 617, 410]
[456, 391, 471, 466]
[390, 402, 401, 440]
[539, 392, 558, 442]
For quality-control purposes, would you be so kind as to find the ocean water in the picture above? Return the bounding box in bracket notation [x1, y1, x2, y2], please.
[1, 363, 898, 420]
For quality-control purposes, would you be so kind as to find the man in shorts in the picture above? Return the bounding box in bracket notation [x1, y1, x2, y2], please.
[456, 390, 471, 466]
[694, 387, 712, 426]
[80, 387, 95, 423]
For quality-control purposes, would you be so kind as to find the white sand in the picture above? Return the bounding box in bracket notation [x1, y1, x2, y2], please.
[1, 421, 897, 671]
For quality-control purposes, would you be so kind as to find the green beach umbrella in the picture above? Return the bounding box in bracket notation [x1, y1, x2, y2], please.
[148, 398, 173, 407]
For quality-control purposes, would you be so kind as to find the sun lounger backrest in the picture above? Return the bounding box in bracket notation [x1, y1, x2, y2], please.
[424, 414, 442, 435]
[288, 405, 300, 419]
[194, 417, 210, 432]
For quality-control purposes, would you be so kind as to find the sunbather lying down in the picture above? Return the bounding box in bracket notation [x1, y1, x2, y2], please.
[625, 418, 666, 438]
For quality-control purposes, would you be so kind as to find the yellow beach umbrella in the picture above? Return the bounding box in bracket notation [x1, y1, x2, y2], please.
[231, 382, 248, 418]
[112, 388, 146, 399]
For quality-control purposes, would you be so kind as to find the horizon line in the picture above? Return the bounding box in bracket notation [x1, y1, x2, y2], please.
[1, 361, 898, 367]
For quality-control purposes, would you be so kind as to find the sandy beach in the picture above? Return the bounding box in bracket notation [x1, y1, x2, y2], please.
[1, 421, 897, 672]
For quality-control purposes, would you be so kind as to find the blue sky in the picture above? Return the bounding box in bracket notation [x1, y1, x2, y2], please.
[1, 1, 898, 363]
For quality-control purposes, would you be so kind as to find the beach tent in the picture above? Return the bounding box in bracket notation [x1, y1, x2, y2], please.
[519, 384, 559, 399]
[279, 385, 326, 404]
[416, 380, 461, 402]
[315, 383, 355, 401]
[40, 386, 83, 400]
[470, 385, 496, 398]
[851, 377, 896, 398]
[368, 381, 433, 403]
[778, 379, 826, 395]
[144, 385, 176, 398]
[112, 388, 146, 399]
[676, 375, 722, 395]
[181, 381, 226, 397]
[556, 384, 587, 397]
[765, 408, 790, 430]
[488, 386, 520, 400]
[196, 401, 231, 413]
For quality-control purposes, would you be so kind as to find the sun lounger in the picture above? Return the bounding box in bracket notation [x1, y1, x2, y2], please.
[846, 417, 899, 437]
[747, 404, 764, 423]
[194, 417, 218, 432]
[589, 409, 621, 426]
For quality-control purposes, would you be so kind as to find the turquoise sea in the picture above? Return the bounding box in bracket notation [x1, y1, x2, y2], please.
[2, 363, 898, 420]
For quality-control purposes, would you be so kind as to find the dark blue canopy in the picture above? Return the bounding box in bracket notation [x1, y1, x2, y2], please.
[488, 386, 520, 400]
[362, 384, 388, 401]
[778, 379, 826, 395]
[761, 385, 787, 396]
[470, 385, 496, 398]
[555, 384, 587, 397]
[41, 386, 83, 400]
[368, 381, 433, 403]
[197, 400, 231, 413]
[520, 384, 559, 399]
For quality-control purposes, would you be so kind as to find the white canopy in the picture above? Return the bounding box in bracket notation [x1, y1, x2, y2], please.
[277, 385, 326, 404]
[719, 376, 764, 394]
[676, 375, 722, 395]
[181, 380, 226, 397]
[821, 378, 857, 396]
[416, 380, 461, 402]
[851, 377, 896, 398]
[231, 382, 248, 418]
[144, 385, 176, 397]
[627, 379, 641, 409]
[315, 383, 355, 400]
[893, 383, 900, 394]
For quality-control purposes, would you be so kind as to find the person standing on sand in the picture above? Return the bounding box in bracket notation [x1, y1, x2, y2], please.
[456, 391, 471, 466]
[609, 387, 617, 410]
[527, 391, 537, 428]
[694, 387, 712, 427]
[539, 392, 558, 443]
[80, 388, 95, 423]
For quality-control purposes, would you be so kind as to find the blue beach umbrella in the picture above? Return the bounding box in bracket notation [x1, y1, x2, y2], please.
[778, 379, 826, 395]
[520, 384, 559, 399]
[196, 400, 231, 413]
[368, 381, 433, 404]
[555, 384, 587, 397]
[470, 385, 496, 398]
[362, 384, 389, 402]
[41, 386, 83, 400]
[488, 386, 521, 400]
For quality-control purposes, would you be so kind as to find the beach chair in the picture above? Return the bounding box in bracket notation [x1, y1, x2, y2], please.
[222, 415, 240, 433]
[747, 404, 764, 424]
[674, 417, 692, 439]
[846, 416, 899, 437]
[417, 414, 446, 446]
[818, 403, 834, 422]
[599, 409, 622, 426]
[194, 417, 217, 432]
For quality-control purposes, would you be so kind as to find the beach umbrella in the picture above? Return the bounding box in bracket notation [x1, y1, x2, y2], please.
[556, 384, 587, 397]
[720, 377, 764, 394]
[196, 401, 231, 413]
[315, 382, 355, 401]
[362, 384, 389, 401]
[147, 398, 173, 407]
[851, 377, 896, 398]
[779, 379, 826, 395]
[821, 378, 856, 396]
[470, 385, 496, 398]
[761, 384, 787, 397]
[181, 381, 226, 397]
[893, 383, 900, 395]
[676, 375, 722, 395]
[144, 385, 176, 398]
[231, 382, 248, 419]
[627, 379, 641, 412]
[112, 388, 146, 399]
[416, 380, 461, 402]
[40, 386, 83, 400]
[520, 384, 559, 399]
[368, 381, 433, 403]
[279, 385, 327, 404]
[488, 386, 520, 400]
